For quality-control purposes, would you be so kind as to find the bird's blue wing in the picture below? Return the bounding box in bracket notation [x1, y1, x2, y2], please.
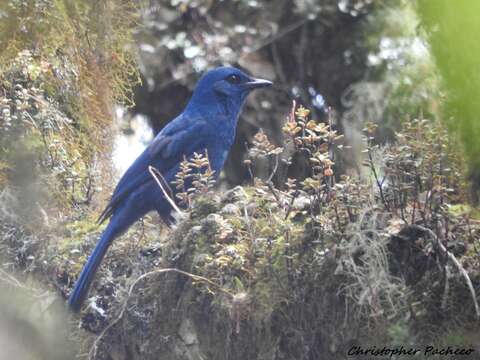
[98, 114, 209, 223]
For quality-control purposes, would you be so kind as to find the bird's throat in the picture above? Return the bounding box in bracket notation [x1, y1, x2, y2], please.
[217, 93, 245, 121]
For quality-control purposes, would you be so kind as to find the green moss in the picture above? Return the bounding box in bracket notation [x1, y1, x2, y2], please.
[191, 196, 222, 219]
[433, 329, 480, 350]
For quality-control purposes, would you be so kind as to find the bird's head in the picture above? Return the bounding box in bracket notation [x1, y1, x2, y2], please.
[187, 66, 272, 118]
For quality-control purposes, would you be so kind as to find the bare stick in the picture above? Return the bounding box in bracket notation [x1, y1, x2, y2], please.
[446, 251, 479, 318]
[148, 165, 184, 218]
[412, 225, 480, 319]
[441, 265, 450, 311]
[368, 149, 389, 211]
[267, 154, 279, 183]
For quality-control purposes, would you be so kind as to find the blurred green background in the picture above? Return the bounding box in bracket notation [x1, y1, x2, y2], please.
[1, 0, 480, 358]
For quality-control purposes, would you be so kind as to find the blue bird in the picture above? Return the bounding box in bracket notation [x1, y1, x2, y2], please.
[68, 67, 272, 311]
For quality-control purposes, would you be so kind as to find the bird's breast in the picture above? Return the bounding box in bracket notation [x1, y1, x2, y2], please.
[198, 111, 237, 173]
[206, 144, 231, 174]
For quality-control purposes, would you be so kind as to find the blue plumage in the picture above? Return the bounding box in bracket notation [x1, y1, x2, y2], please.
[68, 67, 272, 311]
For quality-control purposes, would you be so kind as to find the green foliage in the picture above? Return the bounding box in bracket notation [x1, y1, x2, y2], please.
[343, 1, 441, 141]
[173, 103, 478, 353]
[172, 152, 217, 207]
[0, 50, 92, 216]
[417, 0, 480, 200]
[0, 0, 140, 107]
[364, 118, 468, 225]
[0, 0, 141, 218]
[0, 282, 75, 359]
[0, 2, 478, 356]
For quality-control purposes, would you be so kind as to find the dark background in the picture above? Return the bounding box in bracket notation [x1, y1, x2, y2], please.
[130, 0, 402, 186]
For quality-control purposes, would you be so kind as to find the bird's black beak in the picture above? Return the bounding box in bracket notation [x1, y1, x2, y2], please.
[242, 78, 273, 90]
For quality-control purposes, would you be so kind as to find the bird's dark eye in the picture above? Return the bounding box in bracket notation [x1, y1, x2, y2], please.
[226, 74, 241, 84]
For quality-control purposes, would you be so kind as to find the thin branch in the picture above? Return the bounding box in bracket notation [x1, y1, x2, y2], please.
[148, 165, 185, 218]
[284, 190, 299, 221]
[368, 149, 389, 212]
[411, 225, 480, 320]
[267, 153, 279, 183]
[266, 181, 281, 205]
[441, 265, 450, 311]
[446, 251, 480, 319]
[154, 18, 308, 91]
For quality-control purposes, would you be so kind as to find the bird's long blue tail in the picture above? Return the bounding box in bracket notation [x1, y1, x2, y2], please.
[68, 223, 117, 312]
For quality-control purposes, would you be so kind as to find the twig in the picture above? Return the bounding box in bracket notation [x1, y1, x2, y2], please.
[154, 17, 308, 91]
[266, 181, 281, 205]
[148, 166, 185, 218]
[411, 225, 480, 319]
[89, 268, 233, 359]
[446, 251, 480, 318]
[243, 142, 255, 182]
[267, 154, 279, 183]
[284, 190, 299, 221]
[441, 265, 450, 311]
[368, 149, 389, 212]
[246, 18, 309, 55]
[0, 268, 26, 289]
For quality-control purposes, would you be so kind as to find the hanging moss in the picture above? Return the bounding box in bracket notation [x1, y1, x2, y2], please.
[0, 0, 140, 218]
